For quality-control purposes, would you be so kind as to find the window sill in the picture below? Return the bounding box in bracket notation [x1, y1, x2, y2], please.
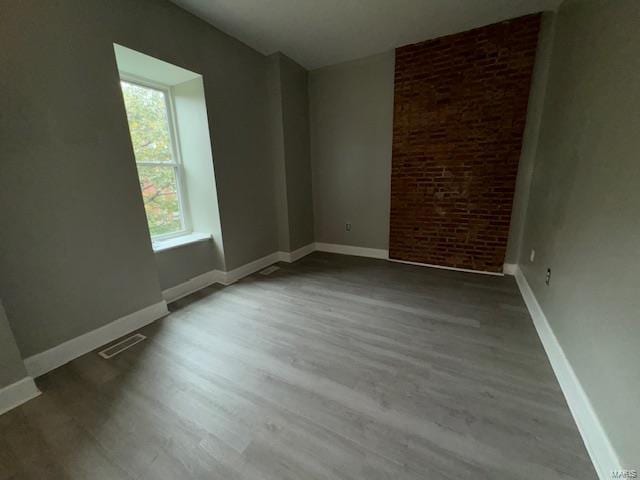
[152, 232, 212, 253]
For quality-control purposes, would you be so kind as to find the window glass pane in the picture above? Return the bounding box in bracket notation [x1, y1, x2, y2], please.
[137, 165, 183, 237]
[120, 81, 173, 163]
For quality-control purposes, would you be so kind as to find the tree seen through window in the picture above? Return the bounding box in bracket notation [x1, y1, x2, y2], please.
[120, 81, 185, 238]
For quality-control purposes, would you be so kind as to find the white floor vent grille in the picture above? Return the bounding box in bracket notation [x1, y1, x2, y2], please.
[98, 333, 146, 359]
[259, 265, 280, 276]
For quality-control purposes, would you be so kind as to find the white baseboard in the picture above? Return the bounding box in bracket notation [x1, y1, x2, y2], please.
[162, 270, 223, 303]
[164, 243, 506, 303]
[26, 247, 296, 377]
[311, 243, 505, 276]
[503, 263, 518, 275]
[221, 252, 282, 285]
[278, 243, 315, 263]
[0, 377, 40, 415]
[25, 301, 169, 378]
[388, 257, 504, 276]
[514, 265, 619, 480]
[163, 242, 507, 307]
[162, 244, 317, 303]
[315, 242, 389, 259]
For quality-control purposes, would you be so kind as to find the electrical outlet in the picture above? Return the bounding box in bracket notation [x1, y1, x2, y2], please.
[530, 249, 536, 262]
[345, 223, 352, 232]
[545, 268, 551, 286]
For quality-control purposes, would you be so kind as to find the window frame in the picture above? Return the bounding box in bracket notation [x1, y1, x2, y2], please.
[119, 74, 192, 242]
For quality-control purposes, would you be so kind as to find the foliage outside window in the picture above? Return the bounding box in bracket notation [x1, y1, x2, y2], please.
[120, 80, 188, 239]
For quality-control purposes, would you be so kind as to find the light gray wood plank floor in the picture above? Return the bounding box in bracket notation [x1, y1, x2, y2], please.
[0, 252, 596, 479]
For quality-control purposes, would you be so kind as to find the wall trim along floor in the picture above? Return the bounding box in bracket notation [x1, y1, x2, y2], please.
[163, 243, 517, 306]
[0, 377, 40, 416]
[502, 263, 518, 275]
[162, 270, 224, 304]
[162, 244, 319, 304]
[24, 301, 170, 378]
[22, 247, 295, 381]
[388, 258, 505, 276]
[220, 252, 283, 285]
[312, 242, 514, 276]
[278, 243, 316, 263]
[314, 242, 389, 259]
[513, 265, 619, 480]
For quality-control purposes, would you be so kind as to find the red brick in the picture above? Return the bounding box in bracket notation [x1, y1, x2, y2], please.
[389, 14, 541, 273]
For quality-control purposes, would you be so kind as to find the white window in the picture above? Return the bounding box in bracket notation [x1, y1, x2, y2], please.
[119, 78, 190, 240]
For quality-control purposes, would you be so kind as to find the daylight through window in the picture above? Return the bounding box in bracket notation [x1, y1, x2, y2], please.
[120, 80, 188, 239]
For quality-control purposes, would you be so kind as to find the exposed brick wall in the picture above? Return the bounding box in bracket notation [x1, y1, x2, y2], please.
[389, 14, 541, 273]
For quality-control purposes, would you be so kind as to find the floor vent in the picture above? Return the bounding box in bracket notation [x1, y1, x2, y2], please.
[98, 334, 146, 359]
[259, 265, 280, 276]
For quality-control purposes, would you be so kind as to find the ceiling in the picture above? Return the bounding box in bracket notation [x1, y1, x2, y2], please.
[170, 0, 562, 70]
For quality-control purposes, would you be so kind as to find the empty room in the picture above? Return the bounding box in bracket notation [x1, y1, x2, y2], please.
[1, 0, 638, 478]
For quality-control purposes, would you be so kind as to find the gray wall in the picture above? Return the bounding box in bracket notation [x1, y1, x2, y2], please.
[504, 12, 557, 264]
[307, 30, 553, 263]
[309, 52, 394, 249]
[267, 54, 292, 252]
[155, 241, 219, 291]
[0, 0, 280, 357]
[268, 53, 315, 252]
[279, 55, 315, 251]
[0, 301, 27, 388]
[519, 0, 640, 467]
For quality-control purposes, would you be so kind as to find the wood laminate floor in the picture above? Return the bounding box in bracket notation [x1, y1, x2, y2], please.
[0, 253, 596, 479]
